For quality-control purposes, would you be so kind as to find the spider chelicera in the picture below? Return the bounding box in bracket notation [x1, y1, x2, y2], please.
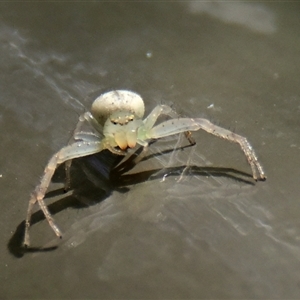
[23, 90, 266, 246]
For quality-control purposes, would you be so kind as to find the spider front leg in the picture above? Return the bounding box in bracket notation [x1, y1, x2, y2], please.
[143, 104, 195, 145]
[24, 140, 107, 247]
[143, 118, 266, 180]
[65, 112, 105, 191]
[133, 104, 196, 165]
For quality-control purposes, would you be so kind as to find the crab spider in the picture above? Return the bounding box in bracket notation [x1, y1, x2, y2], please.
[23, 90, 266, 246]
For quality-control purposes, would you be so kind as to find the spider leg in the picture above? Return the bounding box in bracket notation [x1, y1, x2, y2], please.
[147, 118, 266, 181]
[64, 132, 104, 191]
[80, 111, 104, 134]
[134, 105, 197, 165]
[143, 105, 195, 145]
[65, 112, 104, 191]
[24, 140, 107, 247]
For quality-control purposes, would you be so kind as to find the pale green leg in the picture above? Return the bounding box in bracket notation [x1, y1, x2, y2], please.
[24, 140, 106, 247]
[65, 112, 104, 191]
[147, 118, 265, 180]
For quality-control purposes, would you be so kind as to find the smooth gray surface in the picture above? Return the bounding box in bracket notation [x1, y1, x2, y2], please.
[1, 2, 300, 299]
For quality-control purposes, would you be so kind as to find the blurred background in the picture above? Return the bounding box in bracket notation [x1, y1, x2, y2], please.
[1, 2, 300, 298]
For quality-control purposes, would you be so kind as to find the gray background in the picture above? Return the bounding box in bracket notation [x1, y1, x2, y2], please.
[1, 2, 300, 299]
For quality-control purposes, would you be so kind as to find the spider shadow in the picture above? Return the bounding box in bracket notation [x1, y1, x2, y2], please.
[8, 143, 255, 258]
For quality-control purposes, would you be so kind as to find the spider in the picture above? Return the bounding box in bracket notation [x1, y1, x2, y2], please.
[23, 90, 266, 246]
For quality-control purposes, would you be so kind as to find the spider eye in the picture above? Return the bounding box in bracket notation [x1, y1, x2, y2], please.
[112, 121, 118, 125]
